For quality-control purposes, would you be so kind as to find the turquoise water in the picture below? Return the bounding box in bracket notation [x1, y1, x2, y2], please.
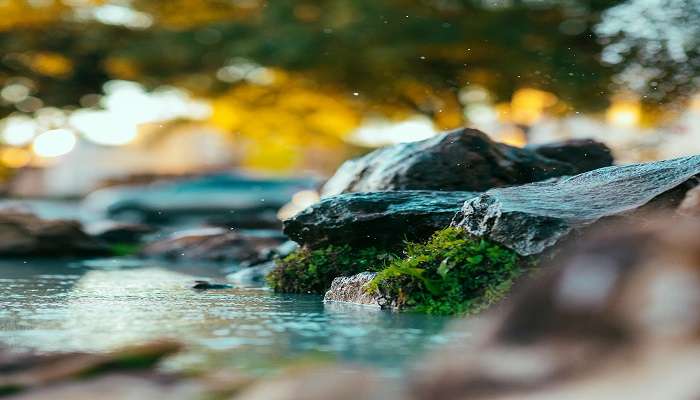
[0, 258, 453, 375]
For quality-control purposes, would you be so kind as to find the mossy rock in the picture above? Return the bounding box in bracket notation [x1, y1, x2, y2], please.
[269, 228, 531, 315]
[268, 245, 394, 294]
[367, 227, 530, 315]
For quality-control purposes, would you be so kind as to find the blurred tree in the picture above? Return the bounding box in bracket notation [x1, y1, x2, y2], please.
[1, 0, 632, 120]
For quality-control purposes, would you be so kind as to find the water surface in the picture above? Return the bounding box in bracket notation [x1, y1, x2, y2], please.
[0, 258, 453, 375]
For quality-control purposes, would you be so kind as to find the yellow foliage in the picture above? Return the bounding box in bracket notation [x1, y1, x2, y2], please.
[210, 74, 364, 169]
[29, 52, 73, 77]
[0, 0, 66, 31]
[133, 0, 261, 28]
[103, 57, 141, 80]
[509, 88, 557, 125]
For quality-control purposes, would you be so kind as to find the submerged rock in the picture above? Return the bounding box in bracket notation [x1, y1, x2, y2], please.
[453, 155, 700, 256]
[140, 228, 285, 262]
[323, 272, 380, 308]
[527, 138, 614, 174]
[0, 211, 110, 257]
[284, 191, 477, 249]
[321, 128, 596, 196]
[191, 280, 232, 290]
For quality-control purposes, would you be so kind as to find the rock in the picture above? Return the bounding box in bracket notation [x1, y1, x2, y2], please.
[527, 139, 614, 174]
[0, 340, 254, 399]
[284, 191, 478, 249]
[0, 211, 110, 257]
[323, 272, 380, 307]
[410, 216, 700, 400]
[0, 341, 181, 393]
[678, 184, 700, 217]
[226, 261, 276, 287]
[321, 128, 584, 197]
[84, 220, 156, 244]
[453, 155, 700, 256]
[204, 206, 282, 230]
[233, 366, 395, 400]
[140, 228, 285, 262]
[191, 280, 232, 290]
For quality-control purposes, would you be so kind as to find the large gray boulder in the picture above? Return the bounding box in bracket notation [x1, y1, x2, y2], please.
[284, 191, 478, 249]
[321, 128, 609, 196]
[453, 155, 700, 256]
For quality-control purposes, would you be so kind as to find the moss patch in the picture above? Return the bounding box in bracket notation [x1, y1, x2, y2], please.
[268, 245, 394, 294]
[367, 227, 527, 315]
[109, 243, 142, 256]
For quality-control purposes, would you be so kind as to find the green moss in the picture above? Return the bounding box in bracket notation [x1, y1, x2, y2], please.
[268, 245, 394, 294]
[367, 227, 527, 315]
[109, 243, 142, 256]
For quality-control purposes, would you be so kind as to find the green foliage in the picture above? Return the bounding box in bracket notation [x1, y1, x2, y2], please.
[367, 227, 525, 315]
[267, 245, 393, 294]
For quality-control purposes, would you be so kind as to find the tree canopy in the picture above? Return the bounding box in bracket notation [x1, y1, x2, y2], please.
[3, 0, 696, 121]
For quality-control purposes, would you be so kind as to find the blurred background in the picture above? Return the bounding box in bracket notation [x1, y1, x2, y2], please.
[0, 0, 698, 199]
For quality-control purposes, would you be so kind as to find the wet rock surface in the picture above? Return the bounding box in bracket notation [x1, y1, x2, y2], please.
[323, 272, 380, 307]
[0, 211, 110, 257]
[527, 138, 614, 174]
[140, 227, 286, 262]
[453, 155, 700, 255]
[321, 128, 592, 196]
[284, 190, 477, 249]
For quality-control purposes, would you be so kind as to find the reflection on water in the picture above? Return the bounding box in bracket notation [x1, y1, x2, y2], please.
[0, 259, 452, 374]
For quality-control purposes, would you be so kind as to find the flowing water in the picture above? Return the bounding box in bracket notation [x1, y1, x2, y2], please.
[0, 258, 454, 375]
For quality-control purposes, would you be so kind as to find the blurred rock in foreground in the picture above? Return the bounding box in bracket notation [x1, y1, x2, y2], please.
[454, 155, 700, 255]
[678, 184, 700, 217]
[321, 128, 611, 196]
[233, 366, 395, 400]
[412, 215, 700, 400]
[0, 211, 110, 257]
[0, 341, 186, 397]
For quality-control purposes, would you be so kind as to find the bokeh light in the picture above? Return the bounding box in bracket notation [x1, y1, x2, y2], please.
[607, 99, 641, 128]
[69, 110, 137, 146]
[1, 116, 37, 146]
[32, 129, 77, 158]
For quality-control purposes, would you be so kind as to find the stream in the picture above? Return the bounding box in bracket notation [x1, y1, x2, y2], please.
[0, 257, 454, 376]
